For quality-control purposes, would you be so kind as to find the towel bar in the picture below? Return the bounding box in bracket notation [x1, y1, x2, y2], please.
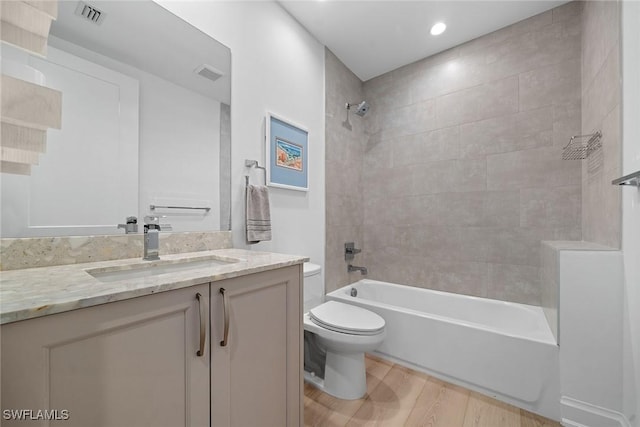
[150, 205, 211, 211]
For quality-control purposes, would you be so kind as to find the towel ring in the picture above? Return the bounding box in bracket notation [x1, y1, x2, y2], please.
[245, 159, 266, 186]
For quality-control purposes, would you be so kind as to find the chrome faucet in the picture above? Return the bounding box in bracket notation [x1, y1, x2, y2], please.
[348, 264, 367, 275]
[143, 215, 162, 261]
[117, 216, 138, 234]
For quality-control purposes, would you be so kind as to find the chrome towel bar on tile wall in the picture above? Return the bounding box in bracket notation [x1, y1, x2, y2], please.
[612, 170, 640, 187]
[562, 131, 602, 160]
[245, 159, 266, 187]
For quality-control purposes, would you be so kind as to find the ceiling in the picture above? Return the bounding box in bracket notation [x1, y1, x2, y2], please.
[280, 1, 569, 81]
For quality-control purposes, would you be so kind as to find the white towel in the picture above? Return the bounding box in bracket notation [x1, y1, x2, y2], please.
[246, 184, 272, 243]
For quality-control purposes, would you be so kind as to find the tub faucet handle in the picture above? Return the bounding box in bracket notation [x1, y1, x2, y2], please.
[345, 242, 362, 261]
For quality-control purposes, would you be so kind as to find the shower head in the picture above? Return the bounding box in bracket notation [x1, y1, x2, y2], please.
[346, 101, 370, 117]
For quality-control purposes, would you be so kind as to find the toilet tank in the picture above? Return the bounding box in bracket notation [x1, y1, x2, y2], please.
[303, 262, 323, 314]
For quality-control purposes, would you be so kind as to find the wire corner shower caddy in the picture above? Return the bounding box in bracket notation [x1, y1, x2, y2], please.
[562, 130, 602, 160]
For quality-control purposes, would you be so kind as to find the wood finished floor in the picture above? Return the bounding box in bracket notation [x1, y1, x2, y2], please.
[304, 355, 561, 427]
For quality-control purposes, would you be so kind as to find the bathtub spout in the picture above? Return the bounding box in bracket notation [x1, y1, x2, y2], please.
[348, 264, 367, 275]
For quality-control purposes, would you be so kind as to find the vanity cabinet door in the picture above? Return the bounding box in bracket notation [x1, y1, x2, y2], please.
[210, 265, 302, 427]
[1, 284, 210, 427]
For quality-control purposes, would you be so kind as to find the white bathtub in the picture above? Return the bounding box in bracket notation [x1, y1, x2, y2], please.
[326, 279, 560, 420]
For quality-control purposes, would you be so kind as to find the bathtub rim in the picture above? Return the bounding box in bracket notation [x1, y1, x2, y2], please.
[327, 279, 557, 346]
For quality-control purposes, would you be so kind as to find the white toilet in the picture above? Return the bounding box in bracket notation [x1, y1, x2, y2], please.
[303, 263, 386, 400]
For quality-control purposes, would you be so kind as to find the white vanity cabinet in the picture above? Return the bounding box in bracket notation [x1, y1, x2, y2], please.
[1, 284, 210, 427]
[210, 265, 303, 427]
[1, 263, 303, 427]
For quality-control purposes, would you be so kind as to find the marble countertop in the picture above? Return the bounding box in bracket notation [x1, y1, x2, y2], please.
[0, 249, 308, 325]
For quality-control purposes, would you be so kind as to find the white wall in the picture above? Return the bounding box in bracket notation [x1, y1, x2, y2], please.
[138, 71, 221, 232]
[622, 2, 640, 426]
[157, 2, 326, 276]
[52, 36, 224, 232]
[72, 38, 224, 232]
[557, 246, 625, 427]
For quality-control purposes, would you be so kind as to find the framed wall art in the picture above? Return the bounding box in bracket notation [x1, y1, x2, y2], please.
[266, 112, 309, 191]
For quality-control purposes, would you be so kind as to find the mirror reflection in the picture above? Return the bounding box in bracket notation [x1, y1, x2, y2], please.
[1, 0, 231, 237]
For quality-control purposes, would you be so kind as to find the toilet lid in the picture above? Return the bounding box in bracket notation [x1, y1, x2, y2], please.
[309, 301, 385, 336]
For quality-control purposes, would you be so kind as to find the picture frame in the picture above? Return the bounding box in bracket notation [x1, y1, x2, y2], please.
[265, 112, 309, 191]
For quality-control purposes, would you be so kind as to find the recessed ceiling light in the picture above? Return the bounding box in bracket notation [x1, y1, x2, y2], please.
[430, 22, 446, 36]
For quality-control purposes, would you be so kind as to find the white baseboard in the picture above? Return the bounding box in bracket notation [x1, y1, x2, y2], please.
[561, 397, 632, 427]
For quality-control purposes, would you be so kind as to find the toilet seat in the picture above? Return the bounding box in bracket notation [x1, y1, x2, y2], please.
[309, 301, 385, 336]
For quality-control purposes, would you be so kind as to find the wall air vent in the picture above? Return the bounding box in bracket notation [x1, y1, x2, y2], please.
[194, 64, 224, 83]
[74, 2, 106, 25]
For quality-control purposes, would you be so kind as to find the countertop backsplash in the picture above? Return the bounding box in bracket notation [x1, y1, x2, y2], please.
[0, 231, 232, 271]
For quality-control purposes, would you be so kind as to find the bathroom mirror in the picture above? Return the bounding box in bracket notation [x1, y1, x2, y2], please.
[0, 0, 231, 237]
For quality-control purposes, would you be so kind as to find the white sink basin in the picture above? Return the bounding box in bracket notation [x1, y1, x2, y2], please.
[87, 256, 239, 283]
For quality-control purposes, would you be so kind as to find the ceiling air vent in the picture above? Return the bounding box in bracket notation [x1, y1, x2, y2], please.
[74, 2, 106, 25]
[194, 64, 224, 83]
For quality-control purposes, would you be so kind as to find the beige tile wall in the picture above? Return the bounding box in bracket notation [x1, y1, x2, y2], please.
[324, 49, 368, 292]
[581, 0, 622, 248]
[357, 2, 584, 305]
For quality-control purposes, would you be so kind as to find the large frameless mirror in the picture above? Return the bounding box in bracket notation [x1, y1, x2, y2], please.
[1, 0, 231, 237]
